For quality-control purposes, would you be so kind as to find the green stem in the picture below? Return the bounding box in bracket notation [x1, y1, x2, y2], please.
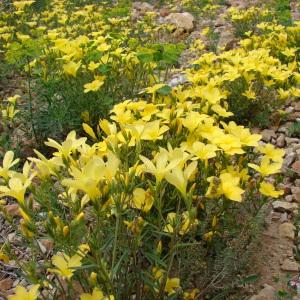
[111, 210, 120, 280]
[27, 58, 38, 144]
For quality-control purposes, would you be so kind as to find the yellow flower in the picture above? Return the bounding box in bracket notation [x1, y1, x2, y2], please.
[80, 287, 114, 300]
[88, 61, 100, 71]
[219, 172, 244, 202]
[48, 245, 89, 279]
[187, 141, 218, 160]
[222, 121, 261, 147]
[84, 77, 105, 93]
[165, 161, 197, 198]
[132, 188, 154, 212]
[140, 150, 181, 183]
[0, 151, 19, 180]
[257, 144, 284, 163]
[8, 284, 39, 300]
[143, 83, 166, 94]
[184, 288, 199, 300]
[198, 84, 226, 104]
[0, 251, 9, 264]
[164, 277, 180, 295]
[248, 156, 282, 176]
[0, 177, 31, 204]
[277, 88, 290, 100]
[82, 123, 97, 140]
[140, 120, 169, 141]
[63, 61, 81, 77]
[45, 130, 87, 158]
[13, 1, 35, 10]
[211, 104, 233, 117]
[259, 181, 284, 198]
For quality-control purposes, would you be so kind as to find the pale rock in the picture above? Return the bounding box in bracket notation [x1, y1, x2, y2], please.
[296, 149, 300, 160]
[217, 30, 236, 51]
[261, 129, 276, 142]
[281, 259, 300, 272]
[276, 134, 285, 148]
[286, 137, 299, 145]
[286, 106, 294, 114]
[277, 125, 289, 135]
[272, 201, 298, 212]
[287, 111, 300, 121]
[7, 232, 16, 243]
[164, 12, 195, 31]
[0, 278, 13, 290]
[292, 161, 300, 173]
[132, 2, 154, 13]
[278, 222, 295, 239]
[284, 153, 296, 168]
[293, 189, 300, 203]
[249, 284, 275, 300]
[37, 239, 54, 253]
[285, 195, 293, 202]
[5, 204, 20, 217]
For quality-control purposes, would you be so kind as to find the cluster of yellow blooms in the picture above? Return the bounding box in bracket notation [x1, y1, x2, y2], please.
[0, 0, 299, 299]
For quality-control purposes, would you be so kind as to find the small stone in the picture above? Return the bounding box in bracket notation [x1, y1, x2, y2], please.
[164, 12, 195, 31]
[292, 161, 300, 173]
[276, 134, 285, 148]
[249, 284, 275, 300]
[132, 2, 154, 13]
[285, 195, 294, 202]
[0, 278, 13, 290]
[261, 129, 276, 142]
[7, 232, 16, 243]
[160, 7, 170, 17]
[37, 239, 54, 253]
[294, 190, 300, 203]
[279, 212, 289, 223]
[288, 111, 300, 121]
[285, 137, 299, 145]
[278, 125, 289, 135]
[217, 30, 236, 51]
[272, 201, 298, 212]
[284, 153, 296, 168]
[5, 204, 20, 217]
[297, 149, 300, 160]
[286, 106, 295, 114]
[295, 102, 300, 112]
[281, 259, 300, 272]
[278, 222, 295, 239]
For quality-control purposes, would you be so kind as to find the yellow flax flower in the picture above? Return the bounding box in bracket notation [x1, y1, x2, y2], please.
[259, 181, 284, 198]
[248, 156, 282, 176]
[132, 188, 154, 213]
[165, 161, 197, 198]
[0, 177, 31, 204]
[8, 284, 39, 300]
[48, 244, 89, 279]
[0, 151, 19, 180]
[84, 76, 105, 93]
[257, 144, 284, 163]
[63, 61, 81, 77]
[80, 287, 114, 300]
[219, 172, 244, 202]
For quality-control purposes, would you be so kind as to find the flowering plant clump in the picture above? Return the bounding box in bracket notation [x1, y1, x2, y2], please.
[0, 0, 299, 299]
[0, 0, 183, 142]
[0, 85, 286, 298]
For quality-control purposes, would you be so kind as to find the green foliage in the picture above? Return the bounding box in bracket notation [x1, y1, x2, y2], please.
[288, 120, 300, 138]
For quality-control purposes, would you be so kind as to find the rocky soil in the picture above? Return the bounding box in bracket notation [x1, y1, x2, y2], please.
[0, 0, 300, 299]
